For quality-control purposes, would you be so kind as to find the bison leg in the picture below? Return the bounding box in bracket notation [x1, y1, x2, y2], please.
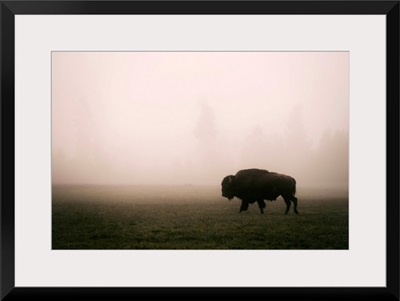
[283, 197, 291, 215]
[291, 196, 299, 214]
[239, 200, 249, 213]
[257, 200, 266, 214]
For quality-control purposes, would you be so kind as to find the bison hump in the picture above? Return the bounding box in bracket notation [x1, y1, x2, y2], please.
[235, 168, 270, 178]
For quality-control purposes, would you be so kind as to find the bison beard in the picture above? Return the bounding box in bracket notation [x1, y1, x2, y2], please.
[221, 168, 298, 214]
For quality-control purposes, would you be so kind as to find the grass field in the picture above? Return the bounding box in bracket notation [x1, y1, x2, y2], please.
[52, 185, 348, 250]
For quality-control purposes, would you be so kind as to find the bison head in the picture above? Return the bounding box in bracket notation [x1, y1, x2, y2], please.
[221, 175, 235, 200]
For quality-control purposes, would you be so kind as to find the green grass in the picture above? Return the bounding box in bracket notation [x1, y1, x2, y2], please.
[52, 185, 348, 249]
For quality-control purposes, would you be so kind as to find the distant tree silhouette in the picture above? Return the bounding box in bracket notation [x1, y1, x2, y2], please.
[241, 125, 269, 167]
[282, 104, 314, 181]
[193, 102, 220, 181]
[194, 102, 217, 144]
[236, 103, 348, 189]
[313, 129, 349, 188]
[285, 104, 311, 154]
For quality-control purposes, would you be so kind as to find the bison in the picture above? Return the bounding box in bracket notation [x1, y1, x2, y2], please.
[221, 168, 298, 214]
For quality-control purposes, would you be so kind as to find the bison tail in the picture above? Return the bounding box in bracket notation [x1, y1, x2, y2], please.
[293, 179, 297, 195]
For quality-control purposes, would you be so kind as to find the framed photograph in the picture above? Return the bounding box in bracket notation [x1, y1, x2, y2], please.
[2, 1, 399, 300]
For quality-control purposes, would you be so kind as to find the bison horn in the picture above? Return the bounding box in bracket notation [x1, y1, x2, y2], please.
[229, 176, 233, 184]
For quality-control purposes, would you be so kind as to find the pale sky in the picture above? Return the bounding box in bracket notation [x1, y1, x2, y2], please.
[52, 52, 349, 187]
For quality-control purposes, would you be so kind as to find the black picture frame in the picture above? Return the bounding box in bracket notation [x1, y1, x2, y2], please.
[1, 1, 399, 300]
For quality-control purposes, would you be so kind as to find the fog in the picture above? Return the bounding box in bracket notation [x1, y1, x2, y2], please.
[52, 52, 349, 189]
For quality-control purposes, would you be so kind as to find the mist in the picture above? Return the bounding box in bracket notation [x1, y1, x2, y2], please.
[52, 52, 349, 189]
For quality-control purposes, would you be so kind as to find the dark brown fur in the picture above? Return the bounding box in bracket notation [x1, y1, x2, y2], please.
[221, 168, 298, 214]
